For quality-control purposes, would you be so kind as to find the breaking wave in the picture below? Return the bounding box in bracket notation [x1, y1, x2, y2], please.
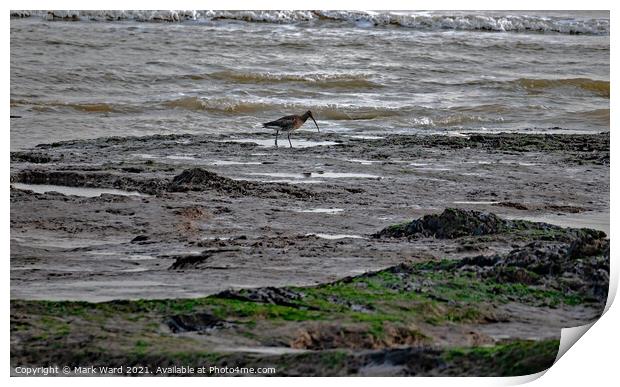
[512, 78, 610, 98]
[12, 96, 404, 119]
[162, 97, 270, 113]
[162, 96, 404, 119]
[571, 108, 610, 124]
[208, 71, 380, 88]
[11, 10, 609, 35]
[409, 114, 505, 128]
[160, 97, 505, 127]
[10, 99, 139, 113]
[453, 78, 610, 98]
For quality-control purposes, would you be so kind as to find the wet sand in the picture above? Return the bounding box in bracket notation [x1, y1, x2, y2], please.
[10, 131, 610, 376]
[10, 131, 609, 301]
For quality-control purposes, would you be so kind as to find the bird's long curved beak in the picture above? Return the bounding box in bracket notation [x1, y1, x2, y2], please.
[310, 116, 320, 132]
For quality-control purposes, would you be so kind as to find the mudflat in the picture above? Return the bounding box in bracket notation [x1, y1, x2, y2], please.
[10, 131, 609, 376]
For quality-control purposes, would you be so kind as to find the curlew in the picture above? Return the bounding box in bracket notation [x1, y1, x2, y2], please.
[262, 110, 320, 148]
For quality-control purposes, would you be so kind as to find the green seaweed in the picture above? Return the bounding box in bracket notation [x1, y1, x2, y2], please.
[10, 248, 596, 376]
[443, 339, 560, 376]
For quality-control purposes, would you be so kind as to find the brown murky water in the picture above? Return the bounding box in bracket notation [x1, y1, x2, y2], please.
[10, 10, 609, 150]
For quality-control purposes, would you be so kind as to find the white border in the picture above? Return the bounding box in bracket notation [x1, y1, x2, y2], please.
[5, 1, 617, 386]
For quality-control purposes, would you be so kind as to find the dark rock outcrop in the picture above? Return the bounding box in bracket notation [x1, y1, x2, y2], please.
[13, 169, 169, 195]
[374, 208, 606, 242]
[11, 152, 54, 164]
[168, 168, 249, 194]
[168, 248, 240, 270]
[169, 167, 318, 199]
[457, 235, 610, 303]
[216, 287, 307, 309]
[375, 208, 509, 239]
[12, 167, 318, 199]
[166, 312, 229, 333]
[366, 132, 609, 165]
[130, 235, 149, 243]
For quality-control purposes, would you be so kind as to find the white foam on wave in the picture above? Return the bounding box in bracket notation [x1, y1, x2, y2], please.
[12, 10, 609, 35]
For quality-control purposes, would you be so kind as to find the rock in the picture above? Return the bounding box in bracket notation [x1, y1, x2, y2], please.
[374, 208, 604, 244]
[327, 295, 374, 312]
[167, 249, 239, 270]
[216, 287, 306, 309]
[11, 152, 54, 164]
[168, 168, 248, 194]
[455, 234, 610, 303]
[12, 166, 319, 200]
[375, 208, 509, 239]
[494, 201, 529, 211]
[500, 242, 567, 276]
[13, 169, 170, 195]
[363, 132, 609, 165]
[120, 167, 144, 173]
[166, 312, 229, 333]
[167, 167, 316, 199]
[291, 323, 427, 350]
[492, 266, 541, 285]
[15, 170, 90, 187]
[568, 230, 608, 257]
[130, 235, 149, 243]
[544, 204, 585, 213]
[458, 255, 500, 267]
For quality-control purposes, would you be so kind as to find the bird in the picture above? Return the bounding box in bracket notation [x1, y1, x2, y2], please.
[262, 110, 320, 148]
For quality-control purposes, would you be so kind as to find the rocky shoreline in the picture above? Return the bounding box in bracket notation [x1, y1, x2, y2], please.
[10, 131, 610, 376]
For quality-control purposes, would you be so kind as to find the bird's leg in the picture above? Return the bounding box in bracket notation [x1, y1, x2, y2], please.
[288, 132, 292, 148]
[275, 130, 279, 148]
